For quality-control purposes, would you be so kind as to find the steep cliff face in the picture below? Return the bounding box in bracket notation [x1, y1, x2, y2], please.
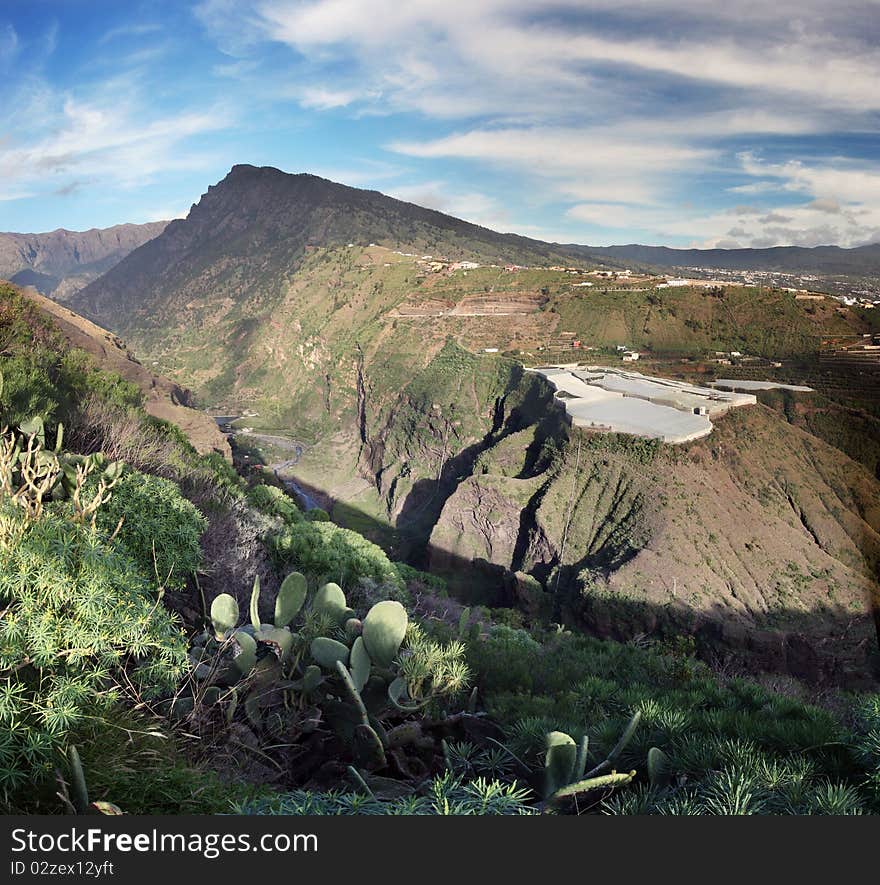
[0, 221, 167, 297]
[429, 402, 880, 682]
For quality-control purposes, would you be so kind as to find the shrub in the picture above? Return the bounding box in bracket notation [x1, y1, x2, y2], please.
[394, 561, 448, 593]
[270, 520, 405, 592]
[58, 349, 143, 411]
[466, 624, 876, 814]
[0, 507, 187, 801]
[247, 483, 302, 524]
[92, 470, 207, 589]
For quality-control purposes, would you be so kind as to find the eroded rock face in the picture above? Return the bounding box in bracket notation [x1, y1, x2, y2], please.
[429, 476, 529, 573]
[424, 400, 880, 686]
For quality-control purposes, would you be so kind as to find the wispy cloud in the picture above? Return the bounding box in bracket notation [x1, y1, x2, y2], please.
[4, 1, 880, 245]
[98, 22, 163, 44]
[0, 23, 18, 63]
[563, 151, 880, 248]
[389, 181, 510, 230]
[185, 0, 880, 245]
[0, 85, 234, 197]
[391, 125, 715, 206]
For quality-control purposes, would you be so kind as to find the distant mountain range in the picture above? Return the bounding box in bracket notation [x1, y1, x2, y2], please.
[0, 220, 168, 299]
[6, 168, 879, 319]
[584, 242, 880, 275]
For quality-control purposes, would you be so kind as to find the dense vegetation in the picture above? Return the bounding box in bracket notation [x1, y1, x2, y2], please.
[1, 282, 879, 816]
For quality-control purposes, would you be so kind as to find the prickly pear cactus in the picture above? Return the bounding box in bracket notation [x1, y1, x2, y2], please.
[544, 731, 577, 799]
[310, 636, 350, 669]
[313, 582, 348, 624]
[232, 630, 257, 675]
[210, 594, 239, 639]
[275, 571, 307, 627]
[349, 636, 371, 692]
[362, 600, 407, 667]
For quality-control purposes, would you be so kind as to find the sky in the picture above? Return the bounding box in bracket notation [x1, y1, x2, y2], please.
[1, 1, 880, 248]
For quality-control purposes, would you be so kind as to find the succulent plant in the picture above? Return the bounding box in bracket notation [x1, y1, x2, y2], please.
[313, 582, 348, 624]
[362, 600, 407, 667]
[310, 636, 350, 669]
[210, 594, 239, 639]
[184, 570, 469, 775]
[232, 630, 257, 675]
[349, 635, 371, 692]
[249, 575, 262, 630]
[544, 731, 579, 799]
[647, 746, 672, 788]
[542, 711, 642, 807]
[275, 571, 307, 626]
[63, 746, 123, 816]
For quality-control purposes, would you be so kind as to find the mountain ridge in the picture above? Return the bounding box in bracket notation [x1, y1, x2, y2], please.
[70, 164, 880, 339]
[0, 220, 168, 299]
[71, 164, 605, 326]
[584, 241, 880, 274]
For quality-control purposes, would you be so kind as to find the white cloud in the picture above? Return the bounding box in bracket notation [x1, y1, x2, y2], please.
[0, 88, 233, 194]
[391, 125, 714, 206]
[388, 181, 509, 229]
[140, 204, 189, 223]
[186, 0, 880, 246]
[242, 0, 880, 120]
[98, 23, 163, 45]
[298, 87, 367, 110]
[561, 149, 880, 248]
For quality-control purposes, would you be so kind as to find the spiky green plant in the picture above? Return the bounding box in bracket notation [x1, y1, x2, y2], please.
[0, 505, 187, 802]
[235, 774, 535, 815]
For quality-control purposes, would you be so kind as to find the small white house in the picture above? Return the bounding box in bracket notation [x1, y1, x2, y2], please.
[622, 351, 640, 362]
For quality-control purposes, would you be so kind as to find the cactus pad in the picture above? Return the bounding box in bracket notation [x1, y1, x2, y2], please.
[313, 582, 348, 624]
[349, 636, 371, 692]
[362, 600, 408, 667]
[210, 593, 239, 638]
[310, 636, 350, 669]
[275, 571, 307, 626]
[544, 731, 577, 798]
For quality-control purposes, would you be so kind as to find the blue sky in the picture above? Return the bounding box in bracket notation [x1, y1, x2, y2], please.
[2, 0, 880, 248]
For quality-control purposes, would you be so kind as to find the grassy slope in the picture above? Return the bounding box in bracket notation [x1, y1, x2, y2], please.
[67, 242, 880, 679]
[16, 287, 230, 460]
[6, 277, 880, 815]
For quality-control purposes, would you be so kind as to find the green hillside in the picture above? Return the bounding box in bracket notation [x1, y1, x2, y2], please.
[4, 282, 880, 816]
[58, 169, 880, 694]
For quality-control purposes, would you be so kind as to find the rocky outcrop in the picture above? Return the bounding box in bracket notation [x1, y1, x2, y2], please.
[425, 402, 880, 685]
